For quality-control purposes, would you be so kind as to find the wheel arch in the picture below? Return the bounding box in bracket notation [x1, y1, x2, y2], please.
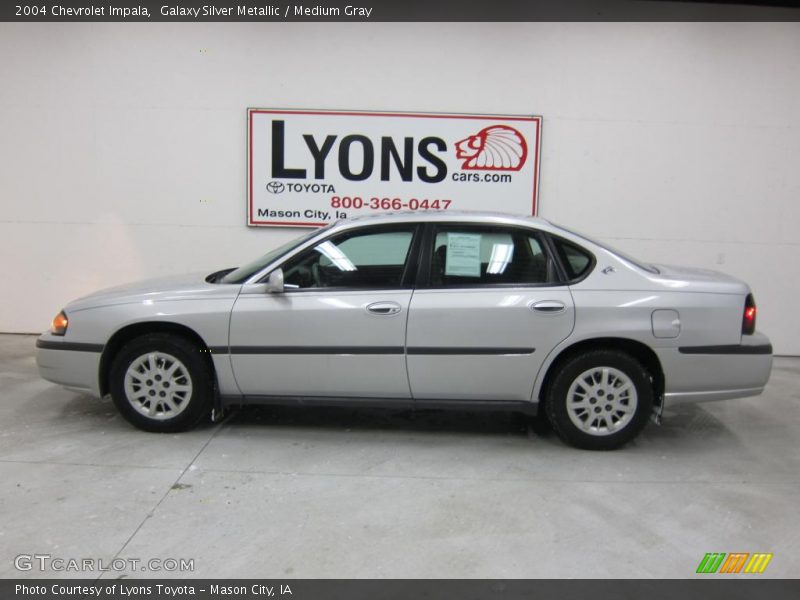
[535, 337, 665, 407]
[99, 321, 213, 397]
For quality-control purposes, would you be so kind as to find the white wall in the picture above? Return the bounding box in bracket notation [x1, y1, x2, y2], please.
[1, 22, 798, 354]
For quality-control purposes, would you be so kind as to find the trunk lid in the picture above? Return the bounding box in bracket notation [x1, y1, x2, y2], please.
[651, 264, 750, 295]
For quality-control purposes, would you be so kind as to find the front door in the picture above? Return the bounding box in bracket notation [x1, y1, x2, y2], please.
[406, 223, 575, 401]
[229, 224, 420, 398]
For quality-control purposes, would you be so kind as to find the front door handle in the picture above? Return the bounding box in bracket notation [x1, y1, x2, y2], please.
[529, 300, 566, 314]
[366, 301, 402, 316]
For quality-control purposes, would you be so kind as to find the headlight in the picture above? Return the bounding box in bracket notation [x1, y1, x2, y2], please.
[50, 311, 68, 336]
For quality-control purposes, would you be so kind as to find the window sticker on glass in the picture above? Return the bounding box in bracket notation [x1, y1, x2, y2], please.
[445, 233, 482, 277]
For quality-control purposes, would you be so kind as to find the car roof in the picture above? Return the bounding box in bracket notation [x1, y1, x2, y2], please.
[334, 210, 555, 230]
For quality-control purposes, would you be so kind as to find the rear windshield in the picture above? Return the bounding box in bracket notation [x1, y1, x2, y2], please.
[552, 224, 660, 275]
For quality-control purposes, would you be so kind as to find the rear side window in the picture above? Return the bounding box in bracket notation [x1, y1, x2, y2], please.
[551, 238, 594, 280]
[430, 226, 555, 287]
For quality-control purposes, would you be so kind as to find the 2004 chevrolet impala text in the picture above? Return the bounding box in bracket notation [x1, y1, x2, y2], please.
[36, 212, 773, 450]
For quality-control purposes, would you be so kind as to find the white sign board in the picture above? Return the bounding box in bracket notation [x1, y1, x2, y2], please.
[247, 109, 541, 227]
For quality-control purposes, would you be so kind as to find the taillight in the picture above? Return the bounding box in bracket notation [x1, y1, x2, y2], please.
[742, 294, 756, 335]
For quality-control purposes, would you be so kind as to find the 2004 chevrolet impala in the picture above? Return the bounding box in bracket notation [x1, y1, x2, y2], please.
[36, 212, 773, 449]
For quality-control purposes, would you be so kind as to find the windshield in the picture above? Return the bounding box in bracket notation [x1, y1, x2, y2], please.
[221, 225, 332, 284]
[551, 223, 660, 274]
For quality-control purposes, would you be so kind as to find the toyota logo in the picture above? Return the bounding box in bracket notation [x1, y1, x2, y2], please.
[266, 181, 285, 194]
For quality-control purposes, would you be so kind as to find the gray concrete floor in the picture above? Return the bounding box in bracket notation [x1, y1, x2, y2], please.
[1, 333, 798, 579]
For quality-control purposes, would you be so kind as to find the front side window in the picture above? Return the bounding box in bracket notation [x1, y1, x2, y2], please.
[281, 226, 416, 289]
[430, 226, 555, 287]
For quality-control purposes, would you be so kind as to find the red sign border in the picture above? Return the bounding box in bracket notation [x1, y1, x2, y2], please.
[247, 108, 542, 228]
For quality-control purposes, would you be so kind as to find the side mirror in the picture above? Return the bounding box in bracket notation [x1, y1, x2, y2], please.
[265, 268, 285, 293]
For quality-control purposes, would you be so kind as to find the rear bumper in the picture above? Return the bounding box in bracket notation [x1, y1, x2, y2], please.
[657, 332, 773, 406]
[36, 336, 102, 396]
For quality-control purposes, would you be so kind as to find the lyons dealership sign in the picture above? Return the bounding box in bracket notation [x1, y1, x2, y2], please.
[247, 109, 542, 227]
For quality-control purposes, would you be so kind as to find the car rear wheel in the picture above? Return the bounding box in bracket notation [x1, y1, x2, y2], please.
[545, 350, 653, 450]
[109, 333, 213, 432]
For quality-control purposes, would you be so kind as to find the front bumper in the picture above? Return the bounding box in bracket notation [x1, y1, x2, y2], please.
[657, 331, 773, 406]
[36, 335, 103, 397]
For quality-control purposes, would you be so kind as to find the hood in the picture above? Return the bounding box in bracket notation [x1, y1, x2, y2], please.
[66, 271, 239, 312]
[649, 264, 750, 295]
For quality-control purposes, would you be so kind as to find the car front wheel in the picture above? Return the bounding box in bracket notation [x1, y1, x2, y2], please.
[545, 350, 653, 450]
[109, 333, 213, 432]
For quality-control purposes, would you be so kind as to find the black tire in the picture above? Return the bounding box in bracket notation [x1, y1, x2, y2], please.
[545, 350, 653, 450]
[109, 333, 213, 432]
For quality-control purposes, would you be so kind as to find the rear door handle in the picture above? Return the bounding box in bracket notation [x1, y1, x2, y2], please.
[366, 301, 402, 316]
[529, 300, 566, 314]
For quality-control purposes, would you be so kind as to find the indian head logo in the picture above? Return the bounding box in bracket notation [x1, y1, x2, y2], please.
[455, 125, 528, 171]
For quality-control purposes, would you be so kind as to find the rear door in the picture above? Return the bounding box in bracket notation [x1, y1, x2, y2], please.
[406, 223, 575, 402]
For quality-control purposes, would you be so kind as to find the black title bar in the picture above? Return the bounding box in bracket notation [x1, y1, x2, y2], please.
[3, 0, 800, 22]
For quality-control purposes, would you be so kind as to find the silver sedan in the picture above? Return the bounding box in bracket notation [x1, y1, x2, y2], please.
[36, 212, 773, 450]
